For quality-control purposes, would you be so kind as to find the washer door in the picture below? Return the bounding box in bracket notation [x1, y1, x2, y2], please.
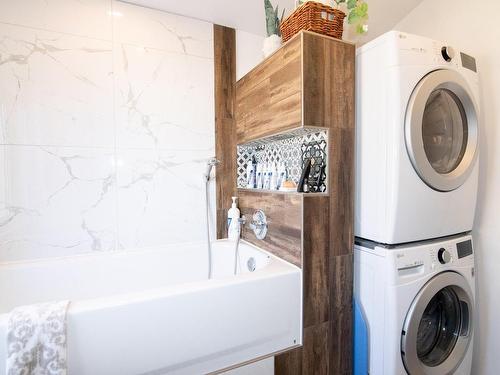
[401, 272, 473, 375]
[405, 69, 479, 191]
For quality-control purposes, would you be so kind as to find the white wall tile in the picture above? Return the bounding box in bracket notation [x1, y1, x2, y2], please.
[112, 1, 213, 58]
[0, 0, 112, 40]
[0, 23, 114, 147]
[116, 149, 213, 249]
[114, 43, 214, 151]
[0, 1, 219, 262]
[0, 145, 117, 261]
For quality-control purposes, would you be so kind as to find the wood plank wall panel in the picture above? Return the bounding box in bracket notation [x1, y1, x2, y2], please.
[274, 32, 355, 375]
[214, 25, 236, 239]
[235, 35, 302, 143]
[303, 32, 355, 375]
[220, 31, 355, 374]
[302, 196, 330, 328]
[329, 254, 354, 373]
[238, 191, 302, 267]
[302, 31, 355, 130]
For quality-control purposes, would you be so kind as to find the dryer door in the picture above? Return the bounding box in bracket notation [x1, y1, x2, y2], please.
[405, 69, 478, 191]
[401, 271, 473, 375]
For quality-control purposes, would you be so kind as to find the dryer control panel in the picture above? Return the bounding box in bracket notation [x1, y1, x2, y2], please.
[393, 32, 478, 75]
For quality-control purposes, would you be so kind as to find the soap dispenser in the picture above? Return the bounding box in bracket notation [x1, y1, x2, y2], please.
[227, 196, 241, 240]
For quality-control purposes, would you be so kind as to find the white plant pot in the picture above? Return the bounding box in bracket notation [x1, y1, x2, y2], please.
[262, 34, 282, 58]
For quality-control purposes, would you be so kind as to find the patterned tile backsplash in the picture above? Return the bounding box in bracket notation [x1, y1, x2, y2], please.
[237, 130, 328, 192]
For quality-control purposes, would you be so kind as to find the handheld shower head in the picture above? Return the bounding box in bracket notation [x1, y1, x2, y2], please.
[205, 157, 220, 181]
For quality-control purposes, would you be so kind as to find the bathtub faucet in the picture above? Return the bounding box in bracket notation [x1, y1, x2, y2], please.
[204, 157, 220, 182]
[248, 210, 268, 240]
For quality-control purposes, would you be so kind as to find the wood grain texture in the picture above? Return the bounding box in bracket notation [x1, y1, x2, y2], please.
[275, 347, 302, 375]
[328, 127, 355, 256]
[214, 25, 236, 239]
[227, 31, 355, 374]
[302, 31, 356, 129]
[302, 195, 330, 328]
[238, 190, 302, 267]
[235, 35, 302, 143]
[276, 32, 355, 375]
[329, 254, 354, 374]
[275, 322, 331, 375]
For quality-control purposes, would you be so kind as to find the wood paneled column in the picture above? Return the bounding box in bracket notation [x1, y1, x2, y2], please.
[214, 24, 236, 239]
[215, 29, 355, 375]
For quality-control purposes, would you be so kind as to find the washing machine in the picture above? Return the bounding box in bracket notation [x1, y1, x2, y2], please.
[354, 233, 475, 375]
[355, 31, 480, 244]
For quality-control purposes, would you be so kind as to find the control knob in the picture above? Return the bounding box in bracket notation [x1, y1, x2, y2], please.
[438, 248, 451, 264]
[441, 46, 455, 62]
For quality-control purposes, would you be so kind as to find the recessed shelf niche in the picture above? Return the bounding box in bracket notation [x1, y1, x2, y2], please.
[236, 127, 328, 193]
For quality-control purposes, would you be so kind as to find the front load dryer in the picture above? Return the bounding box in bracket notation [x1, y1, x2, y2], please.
[354, 234, 475, 375]
[355, 31, 480, 244]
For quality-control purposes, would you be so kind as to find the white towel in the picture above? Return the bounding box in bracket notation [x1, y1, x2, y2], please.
[6, 301, 70, 375]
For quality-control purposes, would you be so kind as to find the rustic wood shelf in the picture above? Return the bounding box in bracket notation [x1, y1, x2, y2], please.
[237, 188, 329, 196]
[236, 125, 328, 147]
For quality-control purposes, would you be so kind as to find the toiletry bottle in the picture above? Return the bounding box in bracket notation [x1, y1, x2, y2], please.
[256, 163, 263, 189]
[227, 196, 241, 240]
[263, 163, 271, 190]
[298, 158, 312, 192]
[270, 163, 278, 190]
[263, 162, 268, 189]
[252, 156, 257, 188]
[246, 160, 255, 189]
[277, 163, 286, 189]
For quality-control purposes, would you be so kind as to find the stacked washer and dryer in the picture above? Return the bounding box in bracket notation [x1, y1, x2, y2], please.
[354, 31, 480, 375]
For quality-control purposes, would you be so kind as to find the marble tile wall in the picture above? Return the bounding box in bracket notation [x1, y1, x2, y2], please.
[0, 0, 215, 261]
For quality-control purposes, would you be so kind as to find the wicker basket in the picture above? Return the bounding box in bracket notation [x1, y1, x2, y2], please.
[280, 1, 346, 42]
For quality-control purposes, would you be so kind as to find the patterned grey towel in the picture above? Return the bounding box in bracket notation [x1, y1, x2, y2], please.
[6, 301, 70, 375]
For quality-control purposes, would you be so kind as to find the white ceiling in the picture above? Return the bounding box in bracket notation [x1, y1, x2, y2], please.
[122, 0, 296, 36]
[123, 0, 424, 43]
[345, 0, 424, 44]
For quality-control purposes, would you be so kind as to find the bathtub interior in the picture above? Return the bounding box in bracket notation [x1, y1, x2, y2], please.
[0, 240, 273, 315]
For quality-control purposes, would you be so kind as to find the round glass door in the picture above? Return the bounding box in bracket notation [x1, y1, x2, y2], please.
[417, 287, 461, 366]
[401, 272, 473, 375]
[405, 70, 478, 191]
[422, 89, 468, 175]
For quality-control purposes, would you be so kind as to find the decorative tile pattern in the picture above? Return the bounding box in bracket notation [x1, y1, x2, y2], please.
[237, 130, 328, 190]
[301, 139, 328, 192]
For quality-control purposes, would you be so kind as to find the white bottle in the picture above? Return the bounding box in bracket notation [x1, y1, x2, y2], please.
[277, 163, 287, 189]
[263, 162, 271, 190]
[256, 163, 263, 189]
[227, 196, 241, 240]
[246, 162, 255, 188]
[270, 163, 278, 190]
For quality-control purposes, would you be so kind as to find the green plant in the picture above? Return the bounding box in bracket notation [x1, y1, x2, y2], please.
[334, 0, 368, 34]
[264, 0, 285, 37]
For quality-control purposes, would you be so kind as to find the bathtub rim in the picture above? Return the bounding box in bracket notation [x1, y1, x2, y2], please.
[0, 239, 301, 323]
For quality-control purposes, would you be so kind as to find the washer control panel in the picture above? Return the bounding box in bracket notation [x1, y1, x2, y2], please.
[388, 235, 474, 283]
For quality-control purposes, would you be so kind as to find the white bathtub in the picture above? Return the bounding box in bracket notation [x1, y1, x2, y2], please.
[0, 240, 302, 374]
